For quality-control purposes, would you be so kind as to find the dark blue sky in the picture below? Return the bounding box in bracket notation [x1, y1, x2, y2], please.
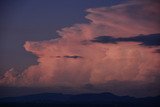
[0, 0, 128, 72]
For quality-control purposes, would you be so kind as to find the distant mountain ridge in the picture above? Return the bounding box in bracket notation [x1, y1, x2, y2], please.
[0, 92, 159, 107]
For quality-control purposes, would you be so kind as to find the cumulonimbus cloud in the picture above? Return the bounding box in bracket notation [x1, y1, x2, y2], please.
[0, 0, 160, 97]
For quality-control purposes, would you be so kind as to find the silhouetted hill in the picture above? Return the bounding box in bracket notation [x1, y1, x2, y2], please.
[0, 92, 159, 107]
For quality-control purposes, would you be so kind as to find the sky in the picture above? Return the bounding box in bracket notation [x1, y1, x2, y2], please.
[0, 0, 128, 72]
[0, 0, 160, 98]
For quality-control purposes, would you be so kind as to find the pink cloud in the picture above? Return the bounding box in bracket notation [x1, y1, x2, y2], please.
[0, 0, 160, 97]
[85, 0, 160, 37]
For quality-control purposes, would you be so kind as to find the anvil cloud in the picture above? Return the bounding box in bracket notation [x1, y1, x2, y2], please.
[0, 0, 160, 97]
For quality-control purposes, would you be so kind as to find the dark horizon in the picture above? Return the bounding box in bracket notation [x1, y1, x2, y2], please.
[0, 92, 160, 107]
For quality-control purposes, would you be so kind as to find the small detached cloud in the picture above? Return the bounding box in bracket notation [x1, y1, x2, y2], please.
[63, 55, 83, 59]
[92, 33, 160, 46]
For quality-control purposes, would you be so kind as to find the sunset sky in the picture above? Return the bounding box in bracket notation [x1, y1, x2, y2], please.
[0, 0, 160, 98]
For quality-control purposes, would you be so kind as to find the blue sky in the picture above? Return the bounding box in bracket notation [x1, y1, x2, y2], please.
[0, 0, 128, 72]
